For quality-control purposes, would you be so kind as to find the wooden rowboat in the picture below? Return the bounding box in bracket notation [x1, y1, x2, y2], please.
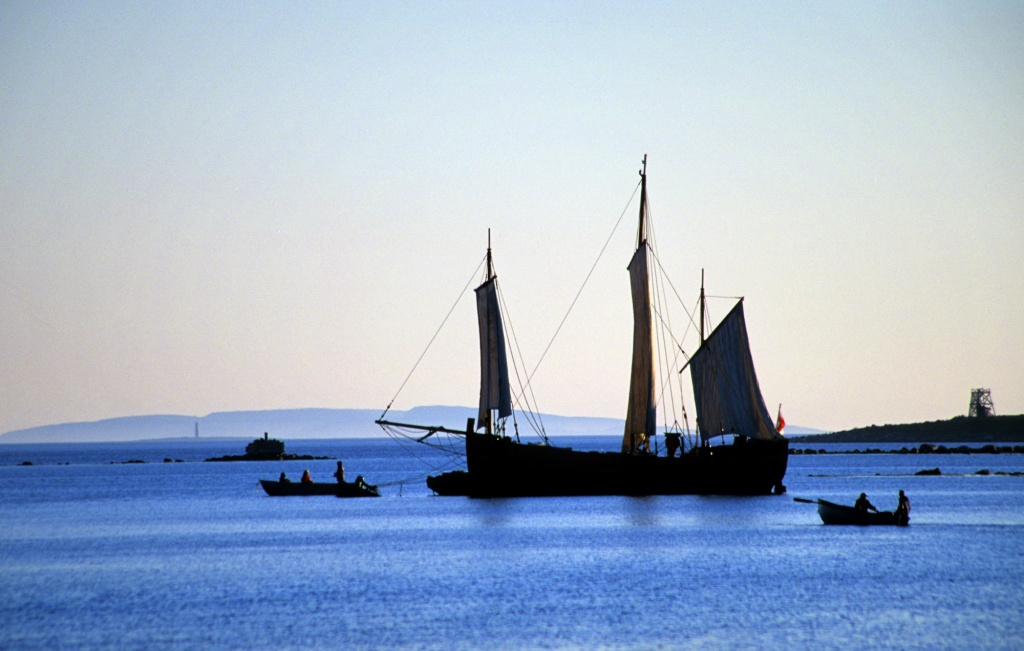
[259, 479, 380, 497]
[816, 499, 906, 526]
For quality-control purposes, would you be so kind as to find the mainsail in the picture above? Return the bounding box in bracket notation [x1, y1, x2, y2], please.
[475, 275, 512, 431]
[622, 157, 656, 454]
[688, 301, 780, 441]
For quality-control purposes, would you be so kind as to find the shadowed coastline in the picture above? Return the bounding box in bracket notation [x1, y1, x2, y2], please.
[794, 414, 1024, 445]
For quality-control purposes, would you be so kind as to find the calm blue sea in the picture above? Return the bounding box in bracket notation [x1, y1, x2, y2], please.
[1, 436, 1022, 650]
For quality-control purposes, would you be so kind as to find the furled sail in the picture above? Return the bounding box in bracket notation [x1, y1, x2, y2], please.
[475, 276, 512, 430]
[622, 244, 656, 453]
[689, 301, 780, 441]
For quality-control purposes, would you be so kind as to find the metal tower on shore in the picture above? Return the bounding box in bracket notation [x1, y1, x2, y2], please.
[968, 389, 995, 418]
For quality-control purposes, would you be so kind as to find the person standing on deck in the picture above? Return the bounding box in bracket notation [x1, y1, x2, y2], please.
[334, 461, 346, 483]
[665, 432, 681, 458]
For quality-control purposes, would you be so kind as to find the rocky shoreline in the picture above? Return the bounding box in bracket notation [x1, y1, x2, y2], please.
[790, 443, 1024, 455]
[204, 452, 334, 462]
[796, 414, 1024, 444]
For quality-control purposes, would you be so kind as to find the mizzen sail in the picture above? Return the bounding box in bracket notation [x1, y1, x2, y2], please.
[475, 276, 512, 430]
[688, 301, 780, 441]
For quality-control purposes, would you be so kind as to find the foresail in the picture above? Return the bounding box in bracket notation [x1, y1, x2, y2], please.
[688, 301, 780, 441]
[475, 277, 512, 428]
[622, 245, 656, 454]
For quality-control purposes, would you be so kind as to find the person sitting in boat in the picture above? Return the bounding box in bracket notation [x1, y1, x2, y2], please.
[334, 461, 346, 484]
[895, 490, 910, 524]
[665, 431, 681, 458]
[854, 493, 877, 513]
[301, 469, 313, 484]
[278, 472, 291, 484]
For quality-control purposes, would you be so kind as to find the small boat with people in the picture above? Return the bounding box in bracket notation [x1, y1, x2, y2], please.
[260, 462, 381, 497]
[259, 479, 380, 497]
[796, 491, 910, 525]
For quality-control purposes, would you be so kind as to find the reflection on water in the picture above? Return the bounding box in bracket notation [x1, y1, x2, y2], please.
[473, 497, 514, 527]
[624, 496, 658, 526]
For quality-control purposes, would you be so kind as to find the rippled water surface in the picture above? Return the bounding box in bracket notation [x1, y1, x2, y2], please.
[1, 438, 1022, 649]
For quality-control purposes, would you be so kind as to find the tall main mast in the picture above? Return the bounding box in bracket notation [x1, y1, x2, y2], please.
[486, 228, 494, 281]
[637, 155, 648, 247]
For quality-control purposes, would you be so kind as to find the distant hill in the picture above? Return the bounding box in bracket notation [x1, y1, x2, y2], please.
[0, 407, 822, 444]
[797, 415, 1024, 444]
[0, 407, 622, 443]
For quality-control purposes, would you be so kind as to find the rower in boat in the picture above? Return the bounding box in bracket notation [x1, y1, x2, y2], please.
[854, 493, 877, 513]
[895, 490, 910, 525]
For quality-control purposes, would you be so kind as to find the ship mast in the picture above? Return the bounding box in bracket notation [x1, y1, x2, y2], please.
[699, 269, 706, 344]
[637, 155, 647, 247]
[622, 155, 656, 455]
[486, 228, 494, 281]
[483, 228, 494, 435]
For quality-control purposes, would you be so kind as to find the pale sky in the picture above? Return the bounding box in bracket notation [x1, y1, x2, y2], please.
[2, 1, 1022, 435]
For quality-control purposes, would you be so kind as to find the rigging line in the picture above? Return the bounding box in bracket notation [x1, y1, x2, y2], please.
[644, 193, 683, 433]
[647, 246, 698, 339]
[380, 253, 487, 420]
[521, 179, 642, 395]
[495, 280, 547, 441]
[495, 282, 536, 441]
[651, 256, 680, 433]
[383, 428, 467, 462]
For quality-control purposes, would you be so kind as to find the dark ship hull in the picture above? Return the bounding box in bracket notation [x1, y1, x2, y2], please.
[427, 433, 788, 497]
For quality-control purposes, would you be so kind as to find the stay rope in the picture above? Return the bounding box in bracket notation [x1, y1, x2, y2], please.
[517, 179, 642, 398]
[379, 254, 487, 421]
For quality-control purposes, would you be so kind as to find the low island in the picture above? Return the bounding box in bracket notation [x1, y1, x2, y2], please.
[204, 432, 334, 462]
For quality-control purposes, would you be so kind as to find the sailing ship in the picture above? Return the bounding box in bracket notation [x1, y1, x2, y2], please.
[378, 158, 788, 497]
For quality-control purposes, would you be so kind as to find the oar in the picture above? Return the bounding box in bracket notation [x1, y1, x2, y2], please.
[792, 497, 817, 504]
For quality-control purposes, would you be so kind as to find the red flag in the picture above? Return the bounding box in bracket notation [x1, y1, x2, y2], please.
[775, 405, 785, 434]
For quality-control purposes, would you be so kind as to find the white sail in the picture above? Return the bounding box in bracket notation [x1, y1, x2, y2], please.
[688, 301, 780, 441]
[622, 244, 656, 453]
[475, 276, 512, 429]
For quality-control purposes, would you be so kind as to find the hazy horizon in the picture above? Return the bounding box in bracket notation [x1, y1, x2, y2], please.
[2, 3, 1022, 435]
[1, 404, 833, 444]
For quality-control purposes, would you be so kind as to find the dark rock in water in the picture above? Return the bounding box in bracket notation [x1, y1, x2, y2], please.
[246, 433, 285, 458]
[915, 467, 942, 475]
[205, 432, 333, 462]
[205, 453, 333, 462]
[975, 469, 991, 475]
[19, 461, 33, 466]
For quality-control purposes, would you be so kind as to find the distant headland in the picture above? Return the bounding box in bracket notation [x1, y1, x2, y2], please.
[798, 414, 1024, 444]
